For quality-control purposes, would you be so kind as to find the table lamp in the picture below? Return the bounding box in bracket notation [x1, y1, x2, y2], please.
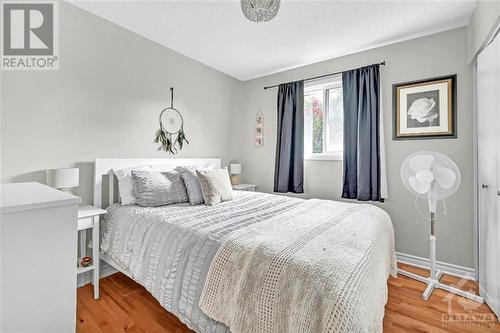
[230, 164, 241, 185]
[46, 168, 79, 193]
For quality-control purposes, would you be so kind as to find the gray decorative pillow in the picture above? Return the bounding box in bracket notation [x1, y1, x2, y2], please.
[196, 168, 233, 206]
[176, 166, 206, 205]
[131, 170, 188, 207]
[113, 165, 152, 205]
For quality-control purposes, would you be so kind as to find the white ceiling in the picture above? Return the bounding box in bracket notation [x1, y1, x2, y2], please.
[70, 0, 476, 81]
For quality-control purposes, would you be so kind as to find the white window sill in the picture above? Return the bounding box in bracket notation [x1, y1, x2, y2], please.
[305, 153, 343, 161]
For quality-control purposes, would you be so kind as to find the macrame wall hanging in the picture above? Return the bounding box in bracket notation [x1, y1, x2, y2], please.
[154, 87, 189, 154]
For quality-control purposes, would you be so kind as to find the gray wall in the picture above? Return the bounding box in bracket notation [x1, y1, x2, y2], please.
[0, 2, 242, 204]
[230, 28, 475, 268]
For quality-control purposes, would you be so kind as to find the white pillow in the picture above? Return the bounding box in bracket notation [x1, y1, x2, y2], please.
[113, 165, 152, 205]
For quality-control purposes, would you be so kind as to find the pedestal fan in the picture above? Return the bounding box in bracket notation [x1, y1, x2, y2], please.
[398, 151, 483, 303]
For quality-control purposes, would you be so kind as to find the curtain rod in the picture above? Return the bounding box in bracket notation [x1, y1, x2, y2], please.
[263, 61, 386, 90]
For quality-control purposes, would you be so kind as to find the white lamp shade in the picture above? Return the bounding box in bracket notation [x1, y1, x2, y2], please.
[46, 168, 79, 189]
[230, 164, 242, 175]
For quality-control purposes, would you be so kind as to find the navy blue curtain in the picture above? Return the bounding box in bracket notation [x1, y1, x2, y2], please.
[274, 81, 304, 193]
[342, 64, 382, 201]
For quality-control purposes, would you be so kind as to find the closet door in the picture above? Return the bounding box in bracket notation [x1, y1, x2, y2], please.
[478, 32, 500, 318]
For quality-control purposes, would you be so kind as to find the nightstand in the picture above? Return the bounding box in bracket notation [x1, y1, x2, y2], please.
[232, 183, 257, 191]
[78, 205, 106, 299]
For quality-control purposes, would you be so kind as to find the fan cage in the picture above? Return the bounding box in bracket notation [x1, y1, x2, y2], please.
[400, 151, 461, 200]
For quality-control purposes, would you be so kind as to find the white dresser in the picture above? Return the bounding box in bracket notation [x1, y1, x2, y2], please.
[0, 182, 81, 333]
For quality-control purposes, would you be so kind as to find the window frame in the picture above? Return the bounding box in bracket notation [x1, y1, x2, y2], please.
[304, 75, 343, 161]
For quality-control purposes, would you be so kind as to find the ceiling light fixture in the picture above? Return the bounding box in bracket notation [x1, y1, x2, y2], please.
[240, 0, 280, 23]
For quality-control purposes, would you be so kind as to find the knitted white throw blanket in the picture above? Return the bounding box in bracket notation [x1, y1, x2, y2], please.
[199, 199, 396, 333]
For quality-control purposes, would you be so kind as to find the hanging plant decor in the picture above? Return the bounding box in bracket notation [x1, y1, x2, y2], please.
[154, 87, 189, 154]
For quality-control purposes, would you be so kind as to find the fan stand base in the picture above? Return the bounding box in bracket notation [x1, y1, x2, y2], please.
[397, 268, 484, 303]
[398, 212, 483, 303]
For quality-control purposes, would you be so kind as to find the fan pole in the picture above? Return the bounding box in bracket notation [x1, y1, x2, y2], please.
[430, 212, 436, 279]
[422, 212, 441, 300]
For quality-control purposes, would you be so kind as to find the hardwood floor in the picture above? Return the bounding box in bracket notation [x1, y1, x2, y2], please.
[77, 263, 500, 333]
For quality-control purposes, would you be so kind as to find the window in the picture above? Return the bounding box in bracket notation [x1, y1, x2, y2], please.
[304, 75, 343, 160]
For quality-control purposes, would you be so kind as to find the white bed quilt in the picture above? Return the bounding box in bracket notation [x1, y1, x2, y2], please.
[199, 199, 397, 333]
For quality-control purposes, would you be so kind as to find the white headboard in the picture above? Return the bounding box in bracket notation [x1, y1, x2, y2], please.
[93, 158, 221, 208]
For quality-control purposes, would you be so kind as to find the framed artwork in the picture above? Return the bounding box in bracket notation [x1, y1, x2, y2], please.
[255, 110, 264, 147]
[393, 74, 456, 140]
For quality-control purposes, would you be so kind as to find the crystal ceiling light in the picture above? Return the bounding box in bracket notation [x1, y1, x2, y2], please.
[240, 0, 281, 23]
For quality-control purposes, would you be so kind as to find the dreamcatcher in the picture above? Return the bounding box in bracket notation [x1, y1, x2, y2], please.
[154, 87, 189, 154]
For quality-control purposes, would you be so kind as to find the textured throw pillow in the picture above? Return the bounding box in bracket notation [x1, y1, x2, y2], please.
[114, 165, 152, 205]
[176, 165, 215, 205]
[131, 170, 189, 207]
[175, 166, 205, 205]
[196, 168, 233, 206]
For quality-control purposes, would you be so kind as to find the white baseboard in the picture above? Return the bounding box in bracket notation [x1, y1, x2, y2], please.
[396, 252, 477, 281]
[479, 285, 500, 319]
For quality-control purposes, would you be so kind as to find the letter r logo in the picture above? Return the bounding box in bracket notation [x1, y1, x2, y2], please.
[3, 3, 54, 56]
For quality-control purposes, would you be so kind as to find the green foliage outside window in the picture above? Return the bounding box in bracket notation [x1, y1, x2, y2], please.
[311, 97, 324, 153]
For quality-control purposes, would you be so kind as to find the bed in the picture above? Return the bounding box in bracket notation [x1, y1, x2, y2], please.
[94, 158, 396, 333]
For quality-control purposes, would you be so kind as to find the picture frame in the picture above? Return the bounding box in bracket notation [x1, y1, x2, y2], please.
[393, 74, 456, 140]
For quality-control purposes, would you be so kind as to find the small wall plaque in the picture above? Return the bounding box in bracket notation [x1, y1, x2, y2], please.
[255, 110, 264, 147]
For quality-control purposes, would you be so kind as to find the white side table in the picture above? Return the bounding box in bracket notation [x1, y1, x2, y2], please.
[232, 183, 257, 191]
[77, 205, 106, 299]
